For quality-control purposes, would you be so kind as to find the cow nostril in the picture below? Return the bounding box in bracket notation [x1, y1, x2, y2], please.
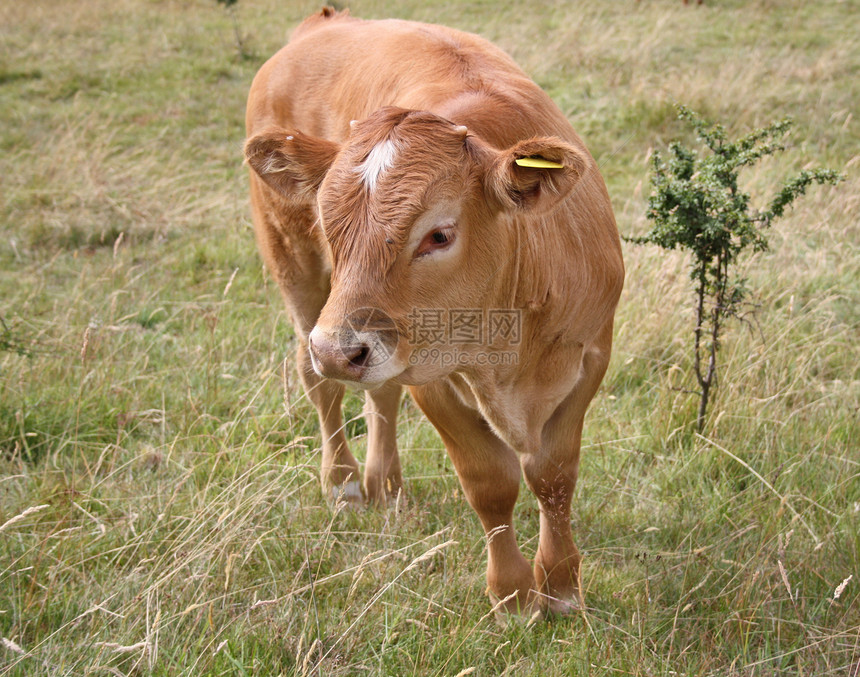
[347, 345, 371, 368]
[337, 342, 372, 369]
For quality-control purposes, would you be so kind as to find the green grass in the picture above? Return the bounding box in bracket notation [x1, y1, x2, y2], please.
[1, 0, 857, 674]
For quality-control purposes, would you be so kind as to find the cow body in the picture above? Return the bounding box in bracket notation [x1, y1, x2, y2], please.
[245, 8, 623, 615]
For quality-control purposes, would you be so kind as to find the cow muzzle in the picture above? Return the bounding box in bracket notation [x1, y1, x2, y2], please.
[307, 308, 401, 386]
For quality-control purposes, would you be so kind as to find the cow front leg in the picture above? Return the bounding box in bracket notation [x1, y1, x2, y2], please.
[466, 452, 539, 617]
[520, 448, 582, 614]
[411, 382, 538, 616]
[363, 382, 403, 505]
[521, 339, 612, 613]
[296, 342, 363, 504]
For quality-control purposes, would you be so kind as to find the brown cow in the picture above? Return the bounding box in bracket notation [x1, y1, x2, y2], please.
[244, 8, 623, 616]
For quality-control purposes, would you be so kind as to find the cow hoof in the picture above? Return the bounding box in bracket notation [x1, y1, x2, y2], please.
[388, 485, 407, 512]
[364, 481, 405, 509]
[494, 607, 543, 628]
[329, 480, 365, 508]
[489, 589, 540, 624]
[542, 592, 583, 616]
[492, 605, 542, 628]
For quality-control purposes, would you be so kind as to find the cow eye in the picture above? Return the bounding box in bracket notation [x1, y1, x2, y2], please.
[415, 224, 456, 258]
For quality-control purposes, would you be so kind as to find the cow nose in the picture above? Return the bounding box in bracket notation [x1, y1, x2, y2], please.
[308, 326, 372, 381]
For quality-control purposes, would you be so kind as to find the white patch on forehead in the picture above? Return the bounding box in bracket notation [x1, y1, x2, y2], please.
[354, 139, 399, 192]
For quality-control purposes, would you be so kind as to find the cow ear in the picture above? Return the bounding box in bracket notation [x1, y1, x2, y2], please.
[244, 127, 341, 200]
[487, 137, 588, 214]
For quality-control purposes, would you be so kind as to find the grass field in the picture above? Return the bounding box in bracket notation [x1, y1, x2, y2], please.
[1, 0, 858, 674]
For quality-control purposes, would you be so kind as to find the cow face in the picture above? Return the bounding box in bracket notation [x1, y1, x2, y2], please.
[245, 108, 586, 387]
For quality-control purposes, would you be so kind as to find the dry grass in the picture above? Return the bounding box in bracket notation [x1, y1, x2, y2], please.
[0, 0, 857, 674]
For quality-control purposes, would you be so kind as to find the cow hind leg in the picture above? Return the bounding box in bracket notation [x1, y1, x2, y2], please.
[363, 382, 403, 505]
[251, 185, 362, 505]
[296, 344, 362, 504]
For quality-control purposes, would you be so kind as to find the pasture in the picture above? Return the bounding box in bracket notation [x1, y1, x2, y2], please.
[1, 0, 857, 674]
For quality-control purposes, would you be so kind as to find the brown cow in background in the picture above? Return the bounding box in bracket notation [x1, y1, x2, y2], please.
[245, 8, 623, 616]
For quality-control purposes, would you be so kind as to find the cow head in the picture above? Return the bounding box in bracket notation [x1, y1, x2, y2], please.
[245, 108, 587, 387]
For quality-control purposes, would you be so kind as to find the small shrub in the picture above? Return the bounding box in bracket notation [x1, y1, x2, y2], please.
[215, 0, 247, 59]
[630, 105, 843, 430]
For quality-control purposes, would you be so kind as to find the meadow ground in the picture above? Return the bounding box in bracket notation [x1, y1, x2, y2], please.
[0, 0, 857, 674]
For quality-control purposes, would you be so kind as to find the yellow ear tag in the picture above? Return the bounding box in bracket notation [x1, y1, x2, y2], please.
[515, 156, 564, 169]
